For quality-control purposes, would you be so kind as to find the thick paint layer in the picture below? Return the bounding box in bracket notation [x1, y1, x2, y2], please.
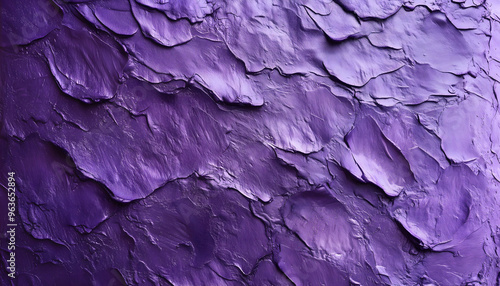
[1, 0, 500, 285]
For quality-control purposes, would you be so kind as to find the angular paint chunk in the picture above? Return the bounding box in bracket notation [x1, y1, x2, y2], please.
[346, 116, 415, 196]
[131, 1, 193, 47]
[44, 27, 127, 103]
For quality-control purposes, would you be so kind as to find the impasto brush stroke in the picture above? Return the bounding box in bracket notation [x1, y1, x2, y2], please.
[1, 0, 500, 285]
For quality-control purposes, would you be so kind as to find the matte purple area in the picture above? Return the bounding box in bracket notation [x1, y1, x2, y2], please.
[1, 0, 500, 285]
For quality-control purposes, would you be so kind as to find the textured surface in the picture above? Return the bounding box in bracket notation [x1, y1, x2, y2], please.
[1, 0, 500, 285]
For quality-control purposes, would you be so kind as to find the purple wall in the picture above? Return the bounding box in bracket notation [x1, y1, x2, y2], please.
[1, 0, 500, 285]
